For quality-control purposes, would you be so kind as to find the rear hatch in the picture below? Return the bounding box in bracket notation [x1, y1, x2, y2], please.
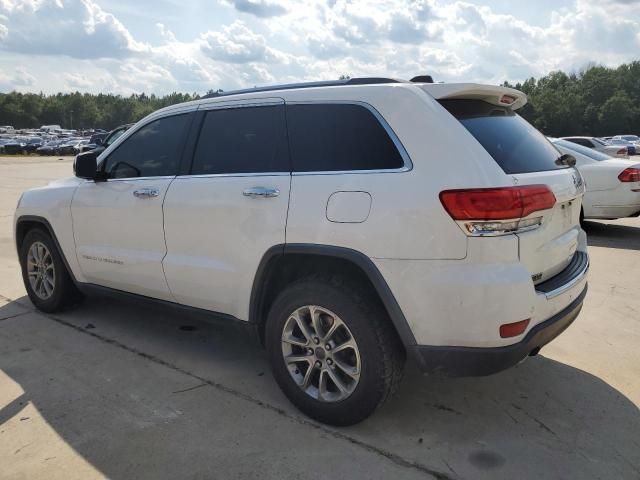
[429, 85, 585, 284]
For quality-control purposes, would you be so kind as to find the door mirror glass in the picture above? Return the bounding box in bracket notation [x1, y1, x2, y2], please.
[94, 138, 103, 146]
[74, 151, 99, 180]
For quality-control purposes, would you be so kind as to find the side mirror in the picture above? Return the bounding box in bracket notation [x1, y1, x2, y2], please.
[74, 151, 102, 180]
[95, 138, 103, 146]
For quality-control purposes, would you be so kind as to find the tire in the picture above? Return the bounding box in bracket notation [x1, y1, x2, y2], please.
[266, 276, 405, 426]
[19, 228, 82, 312]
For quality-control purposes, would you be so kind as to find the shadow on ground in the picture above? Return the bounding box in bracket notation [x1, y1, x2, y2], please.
[584, 220, 640, 251]
[1, 294, 639, 480]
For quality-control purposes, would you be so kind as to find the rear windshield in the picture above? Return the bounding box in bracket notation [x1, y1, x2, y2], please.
[440, 99, 567, 174]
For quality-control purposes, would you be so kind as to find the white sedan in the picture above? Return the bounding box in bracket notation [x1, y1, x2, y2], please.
[550, 138, 640, 221]
[561, 136, 630, 157]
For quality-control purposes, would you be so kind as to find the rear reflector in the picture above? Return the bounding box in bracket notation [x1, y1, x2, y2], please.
[500, 319, 530, 338]
[618, 167, 640, 183]
[439, 185, 556, 221]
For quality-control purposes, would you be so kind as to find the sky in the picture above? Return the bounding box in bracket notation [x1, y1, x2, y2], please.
[0, 0, 639, 95]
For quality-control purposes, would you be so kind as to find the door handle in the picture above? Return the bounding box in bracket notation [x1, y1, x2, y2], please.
[133, 187, 160, 198]
[243, 187, 280, 198]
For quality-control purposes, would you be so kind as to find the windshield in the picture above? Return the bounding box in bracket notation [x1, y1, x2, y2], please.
[553, 139, 612, 161]
[621, 136, 639, 142]
[440, 99, 567, 174]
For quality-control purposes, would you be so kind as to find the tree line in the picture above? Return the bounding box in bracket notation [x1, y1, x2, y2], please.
[503, 61, 640, 136]
[0, 62, 639, 135]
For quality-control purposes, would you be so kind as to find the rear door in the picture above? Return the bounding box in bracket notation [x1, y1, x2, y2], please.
[162, 99, 291, 320]
[440, 98, 585, 283]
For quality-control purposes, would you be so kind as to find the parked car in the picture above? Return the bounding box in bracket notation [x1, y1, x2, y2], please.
[36, 140, 65, 156]
[562, 136, 630, 157]
[81, 124, 133, 154]
[24, 137, 45, 153]
[607, 138, 638, 155]
[3, 137, 31, 154]
[58, 139, 89, 156]
[612, 135, 640, 145]
[0, 137, 14, 153]
[550, 138, 640, 220]
[14, 77, 589, 425]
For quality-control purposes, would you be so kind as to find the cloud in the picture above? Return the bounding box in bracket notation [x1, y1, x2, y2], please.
[0, 0, 149, 59]
[0, 67, 35, 91]
[1, 0, 640, 95]
[228, 0, 287, 18]
[200, 21, 270, 63]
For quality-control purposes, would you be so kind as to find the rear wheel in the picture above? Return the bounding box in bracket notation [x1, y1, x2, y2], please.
[19, 228, 81, 312]
[266, 276, 405, 425]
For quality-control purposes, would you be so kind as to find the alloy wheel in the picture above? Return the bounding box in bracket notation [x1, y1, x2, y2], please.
[281, 305, 361, 402]
[27, 241, 55, 300]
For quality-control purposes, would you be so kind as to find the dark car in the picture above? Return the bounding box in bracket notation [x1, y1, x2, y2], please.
[89, 132, 107, 145]
[58, 139, 89, 156]
[24, 137, 45, 153]
[80, 124, 134, 154]
[3, 137, 30, 154]
[36, 139, 65, 156]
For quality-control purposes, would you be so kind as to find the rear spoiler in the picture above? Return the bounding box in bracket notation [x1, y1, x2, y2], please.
[419, 83, 527, 110]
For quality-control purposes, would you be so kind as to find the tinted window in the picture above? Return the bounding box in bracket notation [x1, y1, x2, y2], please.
[554, 139, 611, 161]
[566, 138, 593, 148]
[441, 99, 566, 174]
[191, 105, 289, 175]
[103, 115, 188, 179]
[286, 104, 404, 172]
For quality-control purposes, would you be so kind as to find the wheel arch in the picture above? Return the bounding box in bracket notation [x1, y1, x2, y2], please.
[15, 215, 79, 284]
[249, 243, 418, 351]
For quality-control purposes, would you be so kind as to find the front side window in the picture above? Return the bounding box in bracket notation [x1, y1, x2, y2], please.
[190, 105, 289, 175]
[103, 115, 189, 179]
[286, 103, 405, 172]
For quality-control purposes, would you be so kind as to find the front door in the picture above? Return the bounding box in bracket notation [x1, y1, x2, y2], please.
[71, 112, 192, 300]
[162, 100, 291, 320]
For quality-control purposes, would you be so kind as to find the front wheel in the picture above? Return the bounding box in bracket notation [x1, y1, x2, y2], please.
[19, 228, 81, 312]
[266, 277, 405, 426]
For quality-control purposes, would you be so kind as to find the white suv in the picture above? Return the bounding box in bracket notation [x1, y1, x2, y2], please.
[14, 77, 589, 425]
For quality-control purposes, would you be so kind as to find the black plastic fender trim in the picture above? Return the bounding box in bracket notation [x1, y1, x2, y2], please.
[249, 243, 418, 351]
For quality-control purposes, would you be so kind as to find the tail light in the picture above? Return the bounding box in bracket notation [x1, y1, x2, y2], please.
[617, 148, 628, 156]
[618, 167, 640, 183]
[440, 185, 556, 236]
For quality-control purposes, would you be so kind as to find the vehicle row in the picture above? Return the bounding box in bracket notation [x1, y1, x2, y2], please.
[562, 135, 640, 157]
[0, 124, 132, 156]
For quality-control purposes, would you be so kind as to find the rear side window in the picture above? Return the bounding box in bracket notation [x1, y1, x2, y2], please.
[440, 99, 566, 174]
[286, 103, 405, 172]
[191, 105, 289, 175]
[566, 138, 593, 148]
[554, 139, 611, 161]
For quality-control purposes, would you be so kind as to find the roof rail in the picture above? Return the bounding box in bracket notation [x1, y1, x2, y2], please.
[202, 77, 405, 99]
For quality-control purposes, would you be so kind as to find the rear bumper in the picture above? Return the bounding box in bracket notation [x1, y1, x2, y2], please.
[411, 284, 587, 376]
